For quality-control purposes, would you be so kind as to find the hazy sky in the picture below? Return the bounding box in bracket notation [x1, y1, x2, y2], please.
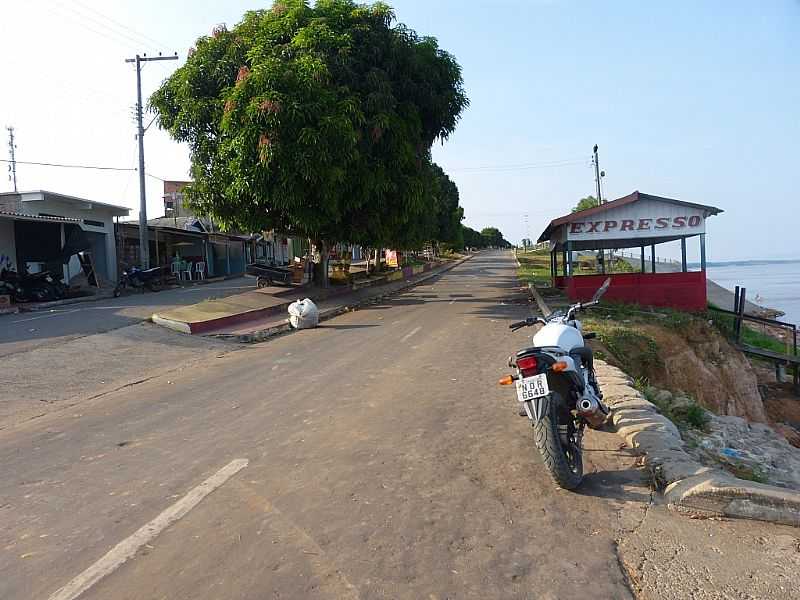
[1, 1, 797, 260]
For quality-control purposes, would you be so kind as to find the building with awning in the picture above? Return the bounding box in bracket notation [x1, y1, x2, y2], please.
[0, 190, 130, 284]
[537, 191, 723, 310]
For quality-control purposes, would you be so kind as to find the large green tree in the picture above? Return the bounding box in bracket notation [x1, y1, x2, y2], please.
[151, 0, 467, 284]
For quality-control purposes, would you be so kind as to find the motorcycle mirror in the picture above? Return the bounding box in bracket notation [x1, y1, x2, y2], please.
[591, 277, 612, 303]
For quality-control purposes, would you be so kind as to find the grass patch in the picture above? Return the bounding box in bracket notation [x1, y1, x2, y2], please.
[587, 322, 662, 374]
[709, 310, 788, 354]
[723, 463, 768, 484]
[516, 249, 552, 287]
[639, 385, 711, 432]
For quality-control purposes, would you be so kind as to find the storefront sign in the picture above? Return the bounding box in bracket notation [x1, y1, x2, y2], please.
[386, 250, 398, 268]
[566, 199, 706, 242]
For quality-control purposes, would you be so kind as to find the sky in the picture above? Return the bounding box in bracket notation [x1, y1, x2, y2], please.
[1, 0, 798, 261]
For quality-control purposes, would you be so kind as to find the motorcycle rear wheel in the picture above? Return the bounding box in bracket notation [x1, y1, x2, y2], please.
[532, 392, 583, 490]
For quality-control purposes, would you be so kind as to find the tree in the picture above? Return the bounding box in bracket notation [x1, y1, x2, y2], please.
[461, 225, 484, 249]
[572, 195, 599, 213]
[480, 227, 508, 248]
[151, 0, 468, 285]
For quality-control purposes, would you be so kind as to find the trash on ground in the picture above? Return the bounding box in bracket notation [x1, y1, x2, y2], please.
[288, 298, 319, 329]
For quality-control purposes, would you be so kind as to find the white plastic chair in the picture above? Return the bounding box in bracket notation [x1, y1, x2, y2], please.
[194, 262, 206, 280]
[181, 262, 193, 281]
[170, 261, 180, 278]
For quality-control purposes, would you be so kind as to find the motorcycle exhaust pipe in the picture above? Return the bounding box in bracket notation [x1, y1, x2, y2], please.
[577, 396, 608, 429]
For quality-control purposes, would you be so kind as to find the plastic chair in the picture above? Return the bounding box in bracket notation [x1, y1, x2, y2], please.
[194, 262, 206, 280]
[181, 261, 193, 281]
[170, 261, 180, 278]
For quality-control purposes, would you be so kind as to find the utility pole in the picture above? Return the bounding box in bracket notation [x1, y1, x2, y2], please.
[125, 52, 178, 268]
[592, 144, 602, 204]
[6, 127, 17, 192]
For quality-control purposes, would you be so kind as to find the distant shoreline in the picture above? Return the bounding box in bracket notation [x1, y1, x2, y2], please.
[691, 258, 800, 269]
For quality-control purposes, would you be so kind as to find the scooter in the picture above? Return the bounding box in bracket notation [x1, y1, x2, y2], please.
[114, 266, 164, 296]
[499, 278, 612, 490]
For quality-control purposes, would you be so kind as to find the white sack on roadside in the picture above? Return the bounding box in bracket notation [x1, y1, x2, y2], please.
[288, 298, 319, 329]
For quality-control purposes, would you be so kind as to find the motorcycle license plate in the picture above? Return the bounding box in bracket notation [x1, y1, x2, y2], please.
[516, 374, 549, 402]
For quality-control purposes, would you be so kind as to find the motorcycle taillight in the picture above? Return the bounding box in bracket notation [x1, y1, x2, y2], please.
[517, 356, 538, 376]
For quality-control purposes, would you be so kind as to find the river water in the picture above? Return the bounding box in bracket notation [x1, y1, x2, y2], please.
[706, 260, 800, 324]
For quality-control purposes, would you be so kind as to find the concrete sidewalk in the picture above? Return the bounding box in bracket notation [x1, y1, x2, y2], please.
[152, 259, 466, 337]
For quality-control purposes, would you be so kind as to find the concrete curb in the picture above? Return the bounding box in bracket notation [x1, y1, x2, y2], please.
[595, 361, 800, 528]
[206, 254, 473, 344]
[524, 277, 800, 528]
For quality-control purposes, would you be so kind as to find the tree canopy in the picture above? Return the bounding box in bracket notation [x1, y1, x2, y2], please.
[572, 195, 599, 213]
[480, 227, 509, 248]
[151, 0, 468, 253]
[460, 225, 509, 249]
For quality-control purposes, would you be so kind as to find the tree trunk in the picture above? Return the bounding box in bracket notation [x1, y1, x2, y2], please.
[374, 248, 381, 273]
[316, 240, 329, 288]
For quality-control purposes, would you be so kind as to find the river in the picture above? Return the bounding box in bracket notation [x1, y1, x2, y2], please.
[706, 260, 800, 324]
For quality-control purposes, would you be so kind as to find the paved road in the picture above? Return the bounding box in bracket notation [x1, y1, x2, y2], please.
[0, 251, 648, 599]
[0, 278, 257, 357]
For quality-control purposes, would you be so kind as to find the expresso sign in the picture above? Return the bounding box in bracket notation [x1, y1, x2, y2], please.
[569, 215, 703, 235]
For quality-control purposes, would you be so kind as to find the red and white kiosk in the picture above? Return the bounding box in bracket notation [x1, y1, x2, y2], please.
[538, 191, 722, 311]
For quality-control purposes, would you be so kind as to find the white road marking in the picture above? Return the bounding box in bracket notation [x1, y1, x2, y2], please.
[9, 309, 81, 324]
[449, 300, 455, 305]
[400, 326, 421, 343]
[47, 458, 249, 600]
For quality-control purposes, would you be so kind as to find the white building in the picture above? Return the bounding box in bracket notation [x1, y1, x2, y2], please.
[0, 190, 130, 284]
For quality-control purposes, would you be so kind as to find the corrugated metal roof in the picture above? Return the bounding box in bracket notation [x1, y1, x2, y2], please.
[0, 210, 82, 224]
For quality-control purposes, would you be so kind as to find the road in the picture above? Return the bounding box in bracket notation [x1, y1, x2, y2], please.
[0, 278, 256, 357]
[1, 251, 650, 599]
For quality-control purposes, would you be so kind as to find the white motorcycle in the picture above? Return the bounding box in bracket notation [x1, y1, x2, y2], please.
[499, 278, 611, 489]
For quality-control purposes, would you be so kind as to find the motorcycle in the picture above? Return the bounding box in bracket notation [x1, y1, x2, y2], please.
[0, 268, 67, 303]
[500, 278, 612, 490]
[114, 266, 164, 297]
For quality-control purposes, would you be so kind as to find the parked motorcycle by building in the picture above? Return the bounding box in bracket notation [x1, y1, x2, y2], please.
[114, 266, 164, 296]
[0, 268, 67, 302]
[500, 278, 612, 489]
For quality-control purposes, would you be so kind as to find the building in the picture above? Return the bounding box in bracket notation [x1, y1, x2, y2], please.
[0, 190, 130, 284]
[537, 191, 723, 311]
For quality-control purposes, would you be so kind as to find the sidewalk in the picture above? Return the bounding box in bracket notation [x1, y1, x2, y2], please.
[152, 257, 468, 338]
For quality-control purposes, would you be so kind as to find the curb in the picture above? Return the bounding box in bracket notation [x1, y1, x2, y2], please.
[206, 254, 473, 344]
[596, 361, 800, 528]
[156, 300, 294, 335]
[152, 259, 456, 335]
[524, 277, 800, 528]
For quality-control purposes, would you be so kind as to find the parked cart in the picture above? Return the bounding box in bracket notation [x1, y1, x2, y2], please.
[246, 262, 293, 288]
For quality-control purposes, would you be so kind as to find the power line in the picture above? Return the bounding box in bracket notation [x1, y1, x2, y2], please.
[68, 0, 171, 50]
[42, 2, 141, 54]
[0, 158, 134, 172]
[447, 158, 590, 173]
[47, 0, 170, 54]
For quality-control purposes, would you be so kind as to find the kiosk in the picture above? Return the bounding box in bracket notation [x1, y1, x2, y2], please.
[538, 191, 722, 311]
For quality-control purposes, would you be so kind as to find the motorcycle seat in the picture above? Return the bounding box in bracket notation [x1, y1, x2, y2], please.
[569, 346, 593, 371]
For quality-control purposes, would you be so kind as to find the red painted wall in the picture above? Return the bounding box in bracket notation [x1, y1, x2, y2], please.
[558, 271, 707, 311]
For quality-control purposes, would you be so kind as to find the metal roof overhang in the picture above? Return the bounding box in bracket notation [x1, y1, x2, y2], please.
[0, 210, 81, 225]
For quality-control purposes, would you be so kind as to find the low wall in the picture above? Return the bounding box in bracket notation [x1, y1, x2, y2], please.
[562, 271, 707, 311]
